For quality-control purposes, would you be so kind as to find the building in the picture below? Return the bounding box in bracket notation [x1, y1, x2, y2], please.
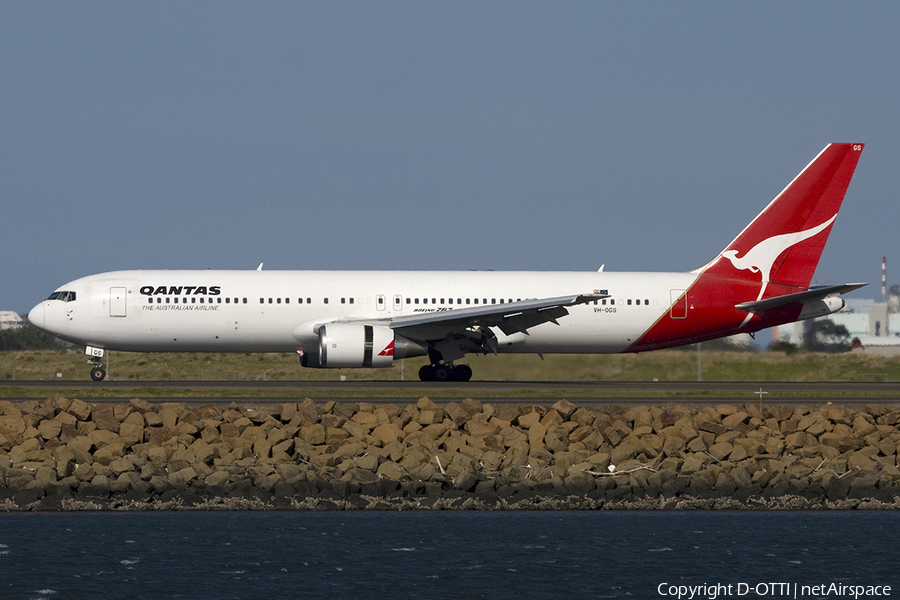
[0, 311, 25, 330]
[772, 297, 900, 355]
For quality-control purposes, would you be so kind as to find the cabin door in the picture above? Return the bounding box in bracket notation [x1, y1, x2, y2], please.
[110, 287, 127, 317]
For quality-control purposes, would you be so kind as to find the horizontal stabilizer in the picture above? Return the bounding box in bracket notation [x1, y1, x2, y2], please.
[735, 283, 867, 313]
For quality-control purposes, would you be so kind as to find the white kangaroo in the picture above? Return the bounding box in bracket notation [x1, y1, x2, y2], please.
[722, 215, 836, 325]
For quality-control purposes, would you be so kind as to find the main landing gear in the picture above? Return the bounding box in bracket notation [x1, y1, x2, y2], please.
[418, 363, 472, 382]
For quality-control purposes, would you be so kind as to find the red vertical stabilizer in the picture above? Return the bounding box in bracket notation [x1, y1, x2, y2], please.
[630, 143, 864, 352]
[703, 143, 864, 293]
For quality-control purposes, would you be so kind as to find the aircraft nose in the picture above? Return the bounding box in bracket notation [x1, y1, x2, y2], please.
[28, 303, 45, 330]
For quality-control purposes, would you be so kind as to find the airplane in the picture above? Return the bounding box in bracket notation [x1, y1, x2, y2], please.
[28, 143, 865, 382]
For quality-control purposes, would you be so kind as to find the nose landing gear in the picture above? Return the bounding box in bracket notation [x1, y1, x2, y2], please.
[90, 365, 106, 381]
[85, 346, 107, 381]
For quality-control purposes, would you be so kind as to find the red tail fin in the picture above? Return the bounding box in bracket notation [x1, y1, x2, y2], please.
[629, 143, 864, 353]
[703, 143, 863, 293]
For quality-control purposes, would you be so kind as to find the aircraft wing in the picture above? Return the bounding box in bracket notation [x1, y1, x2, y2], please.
[381, 292, 607, 362]
[734, 283, 867, 313]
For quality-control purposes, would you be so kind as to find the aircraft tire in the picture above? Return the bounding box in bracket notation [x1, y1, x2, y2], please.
[453, 364, 472, 382]
[90, 367, 106, 382]
[433, 365, 451, 381]
[418, 365, 434, 382]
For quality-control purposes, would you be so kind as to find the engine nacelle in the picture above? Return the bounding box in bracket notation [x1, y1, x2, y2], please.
[303, 323, 427, 368]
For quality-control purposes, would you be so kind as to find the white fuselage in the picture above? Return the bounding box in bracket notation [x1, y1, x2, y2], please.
[28, 269, 699, 355]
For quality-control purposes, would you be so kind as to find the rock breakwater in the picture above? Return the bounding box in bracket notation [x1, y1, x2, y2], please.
[2, 396, 899, 510]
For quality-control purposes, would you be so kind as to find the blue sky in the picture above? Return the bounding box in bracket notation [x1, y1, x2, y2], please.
[3, 2, 898, 313]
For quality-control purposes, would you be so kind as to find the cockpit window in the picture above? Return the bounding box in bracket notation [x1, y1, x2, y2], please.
[47, 291, 76, 302]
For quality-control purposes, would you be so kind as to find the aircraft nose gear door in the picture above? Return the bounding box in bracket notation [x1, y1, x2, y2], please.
[110, 287, 127, 317]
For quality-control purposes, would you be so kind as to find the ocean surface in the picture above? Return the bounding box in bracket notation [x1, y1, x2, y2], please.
[1, 511, 898, 600]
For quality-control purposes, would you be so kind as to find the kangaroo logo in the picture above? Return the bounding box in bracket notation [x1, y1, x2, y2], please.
[722, 215, 836, 325]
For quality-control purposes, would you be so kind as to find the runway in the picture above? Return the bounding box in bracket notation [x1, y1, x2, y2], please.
[3, 380, 900, 405]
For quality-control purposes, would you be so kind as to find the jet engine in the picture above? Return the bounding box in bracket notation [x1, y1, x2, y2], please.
[301, 323, 427, 368]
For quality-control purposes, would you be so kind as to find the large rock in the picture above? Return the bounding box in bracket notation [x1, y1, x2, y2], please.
[67, 399, 92, 422]
[37, 418, 62, 441]
[680, 454, 705, 474]
[91, 406, 122, 432]
[298, 424, 326, 445]
[551, 400, 577, 420]
[376, 461, 405, 480]
[119, 422, 144, 447]
[0, 415, 26, 445]
[722, 411, 750, 429]
[372, 423, 403, 446]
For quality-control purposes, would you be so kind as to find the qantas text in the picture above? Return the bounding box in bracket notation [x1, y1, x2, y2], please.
[140, 286, 221, 296]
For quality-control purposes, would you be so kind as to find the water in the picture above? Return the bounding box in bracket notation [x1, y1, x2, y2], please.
[0, 511, 898, 599]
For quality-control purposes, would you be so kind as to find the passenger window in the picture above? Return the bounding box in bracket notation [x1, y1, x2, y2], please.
[277, 298, 281, 304]
[324, 298, 329, 304]
[349, 298, 354, 304]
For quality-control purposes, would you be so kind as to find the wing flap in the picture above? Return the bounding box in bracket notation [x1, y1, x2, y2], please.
[390, 293, 605, 342]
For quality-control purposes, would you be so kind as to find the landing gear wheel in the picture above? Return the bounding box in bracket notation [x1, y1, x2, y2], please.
[453, 364, 472, 382]
[90, 367, 106, 382]
[418, 365, 434, 381]
[433, 365, 452, 381]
